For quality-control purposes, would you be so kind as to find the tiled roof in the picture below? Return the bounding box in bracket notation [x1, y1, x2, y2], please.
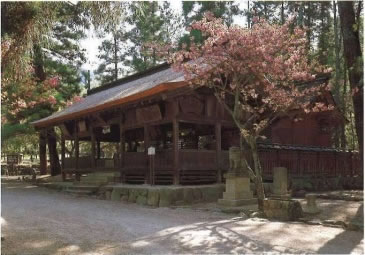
[32, 64, 186, 127]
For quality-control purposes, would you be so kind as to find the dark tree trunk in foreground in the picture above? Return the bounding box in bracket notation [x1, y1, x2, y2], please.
[39, 130, 47, 175]
[338, 1, 363, 160]
[34, 43, 62, 176]
[47, 128, 61, 176]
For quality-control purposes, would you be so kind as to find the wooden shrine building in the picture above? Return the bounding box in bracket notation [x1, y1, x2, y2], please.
[32, 63, 361, 185]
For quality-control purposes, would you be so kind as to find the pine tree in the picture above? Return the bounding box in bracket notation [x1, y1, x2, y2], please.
[124, 2, 182, 73]
[94, 30, 127, 84]
[180, 1, 241, 46]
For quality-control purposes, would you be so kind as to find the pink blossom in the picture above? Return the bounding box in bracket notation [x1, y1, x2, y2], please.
[48, 95, 57, 105]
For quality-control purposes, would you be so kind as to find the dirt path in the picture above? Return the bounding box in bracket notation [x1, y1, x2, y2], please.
[1, 182, 363, 254]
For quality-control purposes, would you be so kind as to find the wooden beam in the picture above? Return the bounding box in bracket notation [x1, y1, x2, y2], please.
[74, 122, 80, 181]
[97, 140, 101, 159]
[173, 118, 180, 185]
[215, 122, 222, 183]
[144, 124, 150, 184]
[39, 130, 47, 175]
[120, 118, 125, 183]
[95, 114, 108, 126]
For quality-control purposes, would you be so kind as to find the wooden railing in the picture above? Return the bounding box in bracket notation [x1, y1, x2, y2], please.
[180, 150, 217, 170]
[64, 156, 116, 169]
[220, 148, 361, 179]
[64, 146, 361, 184]
[64, 156, 92, 169]
[179, 150, 218, 184]
[259, 148, 361, 179]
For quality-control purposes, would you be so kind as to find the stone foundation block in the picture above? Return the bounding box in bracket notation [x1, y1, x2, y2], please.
[147, 189, 160, 207]
[183, 188, 194, 203]
[263, 198, 303, 221]
[202, 186, 224, 202]
[193, 188, 202, 201]
[159, 189, 175, 207]
[128, 189, 139, 203]
[136, 195, 147, 205]
[105, 191, 112, 200]
[120, 195, 129, 202]
[111, 189, 121, 201]
[218, 198, 258, 207]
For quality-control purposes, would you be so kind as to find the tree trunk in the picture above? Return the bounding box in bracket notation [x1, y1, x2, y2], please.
[47, 128, 61, 176]
[305, 2, 312, 54]
[333, 2, 342, 149]
[33, 44, 46, 82]
[114, 34, 118, 81]
[341, 66, 347, 149]
[39, 130, 47, 175]
[338, 1, 363, 159]
[248, 136, 265, 211]
[247, 1, 251, 28]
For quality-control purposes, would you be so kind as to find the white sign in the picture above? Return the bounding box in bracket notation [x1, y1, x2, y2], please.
[102, 126, 110, 134]
[148, 146, 156, 155]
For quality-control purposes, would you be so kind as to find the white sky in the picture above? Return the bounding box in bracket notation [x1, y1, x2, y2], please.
[80, 1, 247, 72]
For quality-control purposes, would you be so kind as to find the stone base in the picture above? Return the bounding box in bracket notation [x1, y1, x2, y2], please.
[303, 206, 322, 214]
[218, 198, 258, 207]
[271, 193, 292, 199]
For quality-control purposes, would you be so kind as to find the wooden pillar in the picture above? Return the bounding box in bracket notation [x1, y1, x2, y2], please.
[173, 119, 180, 185]
[74, 122, 80, 181]
[297, 150, 301, 176]
[97, 141, 101, 159]
[144, 125, 150, 184]
[316, 151, 320, 179]
[39, 129, 47, 175]
[61, 132, 66, 181]
[90, 126, 96, 168]
[334, 151, 337, 177]
[120, 119, 125, 183]
[215, 122, 222, 183]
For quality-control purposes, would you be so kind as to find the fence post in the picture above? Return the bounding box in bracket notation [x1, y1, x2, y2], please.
[334, 151, 337, 177]
[297, 150, 301, 176]
[316, 151, 320, 178]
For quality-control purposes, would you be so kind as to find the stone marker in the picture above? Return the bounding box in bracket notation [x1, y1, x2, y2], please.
[303, 194, 321, 214]
[218, 147, 257, 207]
[272, 167, 291, 198]
[263, 198, 303, 221]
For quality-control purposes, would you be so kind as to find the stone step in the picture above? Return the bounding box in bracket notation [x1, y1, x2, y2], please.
[86, 172, 120, 177]
[64, 189, 95, 195]
[68, 185, 99, 190]
[65, 185, 99, 195]
[79, 182, 108, 186]
[81, 177, 112, 181]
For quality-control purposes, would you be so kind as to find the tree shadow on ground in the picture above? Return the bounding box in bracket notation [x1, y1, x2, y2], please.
[317, 204, 364, 254]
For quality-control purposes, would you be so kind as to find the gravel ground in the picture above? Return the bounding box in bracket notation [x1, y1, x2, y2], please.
[1, 182, 364, 254]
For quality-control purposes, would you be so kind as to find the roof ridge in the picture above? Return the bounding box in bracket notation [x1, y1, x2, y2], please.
[88, 62, 170, 95]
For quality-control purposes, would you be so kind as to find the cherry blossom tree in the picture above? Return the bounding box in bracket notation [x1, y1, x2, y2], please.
[170, 13, 332, 210]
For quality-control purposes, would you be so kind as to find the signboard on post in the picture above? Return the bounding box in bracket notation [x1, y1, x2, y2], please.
[148, 146, 155, 185]
[148, 146, 156, 156]
[7, 154, 22, 165]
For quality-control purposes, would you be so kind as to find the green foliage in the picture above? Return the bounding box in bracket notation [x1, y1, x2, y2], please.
[179, 1, 241, 47]
[94, 31, 127, 84]
[124, 2, 183, 73]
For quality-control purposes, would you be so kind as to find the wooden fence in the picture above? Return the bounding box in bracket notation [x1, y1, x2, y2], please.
[257, 147, 362, 179]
